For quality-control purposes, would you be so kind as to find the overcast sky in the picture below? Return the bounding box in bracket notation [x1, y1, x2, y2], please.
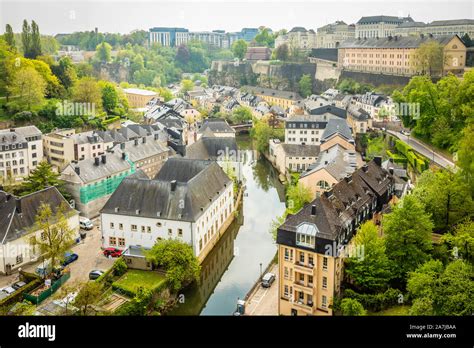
[1, 0, 473, 35]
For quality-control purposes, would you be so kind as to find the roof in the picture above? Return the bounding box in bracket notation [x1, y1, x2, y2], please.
[113, 136, 170, 163]
[321, 118, 354, 142]
[0, 126, 42, 138]
[309, 105, 347, 119]
[339, 35, 461, 49]
[301, 144, 358, 179]
[310, 48, 339, 62]
[347, 106, 370, 121]
[186, 136, 238, 160]
[243, 86, 303, 101]
[289, 27, 308, 33]
[198, 119, 235, 134]
[357, 15, 413, 24]
[101, 158, 231, 222]
[0, 187, 77, 245]
[281, 144, 320, 157]
[428, 19, 474, 27]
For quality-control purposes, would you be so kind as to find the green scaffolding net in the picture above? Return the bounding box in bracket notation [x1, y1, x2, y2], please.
[79, 158, 136, 204]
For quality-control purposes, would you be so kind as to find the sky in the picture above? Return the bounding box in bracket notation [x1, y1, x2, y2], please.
[1, 0, 473, 35]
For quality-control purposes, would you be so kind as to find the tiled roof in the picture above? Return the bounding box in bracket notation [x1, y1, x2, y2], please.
[339, 35, 460, 49]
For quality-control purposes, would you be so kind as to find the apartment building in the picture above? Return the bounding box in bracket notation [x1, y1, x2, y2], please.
[277, 158, 395, 316]
[316, 21, 355, 48]
[123, 88, 158, 109]
[352, 92, 394, 121]
[394, 19, 474, 38]
[243, 86, 303, 110]
[347, 106, 372, 134]
[338, 34, 466, 77]
[100, 158, 234, 262]
[0, 187, 79, 275]
[0, 126, 43, 184]
[275, 27, 317, 51]
[355, 15, 414, 38]
[269, 140, 320, 176]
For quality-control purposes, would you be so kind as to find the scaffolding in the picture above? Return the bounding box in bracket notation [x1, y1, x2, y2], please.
[79, 159, 136, 204]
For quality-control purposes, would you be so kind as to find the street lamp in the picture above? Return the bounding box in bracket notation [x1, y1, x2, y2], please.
[259, 263, 263, 279]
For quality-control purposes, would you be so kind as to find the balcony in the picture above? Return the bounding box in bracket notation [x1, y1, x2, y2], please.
[293, 300, 314, 314]
[293, 280, 314, 295]
[294, 261, 314, 275]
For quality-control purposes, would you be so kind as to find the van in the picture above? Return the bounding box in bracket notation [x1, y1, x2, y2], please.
[79, 217, 94, 230]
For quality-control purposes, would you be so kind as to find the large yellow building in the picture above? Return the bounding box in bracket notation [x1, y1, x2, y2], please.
[277, 159, 395, 316]
[242, 86, 303, 111]
[338, 34, 466, 77]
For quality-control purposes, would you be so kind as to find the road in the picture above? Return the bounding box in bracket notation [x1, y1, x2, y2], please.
[245, 264, 278, 315]
[385, 130, 455, 169]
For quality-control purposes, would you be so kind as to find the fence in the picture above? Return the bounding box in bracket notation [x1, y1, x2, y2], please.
[24, 272, 71, 304]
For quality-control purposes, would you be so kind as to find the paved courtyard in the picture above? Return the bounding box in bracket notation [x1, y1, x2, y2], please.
[245, 264, 278, 315]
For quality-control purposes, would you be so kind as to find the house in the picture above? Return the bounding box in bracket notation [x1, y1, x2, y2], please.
[269, 139, 320, 176]
[243, 86, 303, 110]
[352, 92, 394, 121]
[0, 126, 43, 184]
[245, 47, 272, 61]
[277, 158, 395, 316]
[197, 119, 235, 140]
[333, 94, 353, 109]
[320, 118, 356, 152]
[275, 27, 317, 51]
[123, 88, 159, 109]
[100, 158, 234, 261]
[347, 106, 372, 134]
[185, 134, 242, 181]
[0, 187, 79, 275]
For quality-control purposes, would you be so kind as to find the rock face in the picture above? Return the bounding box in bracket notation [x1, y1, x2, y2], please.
[209, 60, 316, 93]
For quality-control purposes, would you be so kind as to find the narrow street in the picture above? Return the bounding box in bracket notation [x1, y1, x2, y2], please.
[245, 264, 278, 315]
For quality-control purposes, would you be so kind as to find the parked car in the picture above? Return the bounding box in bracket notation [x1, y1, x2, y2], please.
[89, 270, 104, 280]
[401, 129, 411, 136]
[261, 273, 276, 288]
[1, 286, 16, 295]
[12, 281, 27, 290]
[103, 248, 122, 258]
[62, 252, 79, 266]
[79, 217, 94, 230]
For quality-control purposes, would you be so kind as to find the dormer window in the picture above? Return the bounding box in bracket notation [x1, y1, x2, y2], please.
[296, 223, 318, 248]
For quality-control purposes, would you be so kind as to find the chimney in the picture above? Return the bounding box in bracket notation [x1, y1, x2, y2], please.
[154, 133, 159, 141]
[134, 138, 139, 146]
[389, 168, 394, 175]
[101, 154, 106, 164]
[15, 198, 21, 214]
[74, 167, 80, 175]
[345, 174, 353, 183]
[362, 164, 369, 172]
[170, 180, 177, 191]
[142, 137, 146, 144]
[122, 152, 127, 160]
[325, 189, 333, 198]
[373, 156, 382, 167]
[94, 157, 100, 166]
[311, 205, 316, 215]
[120, 143, 125, 150]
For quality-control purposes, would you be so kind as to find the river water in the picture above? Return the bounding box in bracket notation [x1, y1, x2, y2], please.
[168, 135, 286, 315]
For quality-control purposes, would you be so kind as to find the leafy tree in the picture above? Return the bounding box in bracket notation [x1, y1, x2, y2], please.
[457, 123, 474, 194]
[274, 43, 289, 61]
[30, 202, 76, 269]
[176, 44, 190, 66]
[30, 21, 42, 59]
[441, 220, 474, 263]
[298, 74, 312, 98]
[158, 87, 173, 102]
[383, 195, 433, 280]
[407, 259, 444, 299]
[7, 67, 46, 111]
[20, 161, 63, 195]
[95, 41, 112, 63]
[72, 77, 103, 111]
[4, 24, 15, 48]
[340, 298, 367, 316]
[231, 39, 248, 60]
[145, 239, 201, 292]
[345, 221, 393, 293]
[180, 79, 194, 93]
[115, 287, 153, 316]
[73, 281, 103, 315]
[286, 183, 312, 214]
[461, 33, 472, 47]
[411, 40, 444, 77]
[250, 118, 284, 153]
[409, 297, 434, 316]
[51, 56, 77, 91]
[21, 20, 31, 58]
[253, 27, 275, 47]
[412, 170, 473, 231]
[100, 81, 119, 114]
[231, 106, 253, 124]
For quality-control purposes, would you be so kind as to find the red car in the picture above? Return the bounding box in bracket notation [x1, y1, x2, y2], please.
[103, 248, 122, 258]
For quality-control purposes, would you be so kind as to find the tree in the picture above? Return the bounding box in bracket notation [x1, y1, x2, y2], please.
[441, 220, 474, 263]
[21, 20, 32, 58]
[457, 123, 474, 194]
[7, 67, 46, 111]
[231, 106, 253, 124]
[95, 42, 112, 63]
[115, 287, 153, 316]
[253, 28, 275, 47]
[461, 33, 472, 47]
[30, 21, 42, 59]
[176, 44, 190, 66]
[51, 56, 77, 91]
[73, 281, 103, 315]
[4, 24, 15, 48]
[407, 259, 444, 299]
[231, 39, 248, 60]
[100, 82, 119, 114]
[145, 239, 201, 292]
[383, 195, 433, 280]
[298, 74, 312, 98]
[274, 43, 289, 61]
[180, 79, 194, 93]
[250, 118, 284, 153]
[20, 161, 63, 195]
[411, 40, 444, 77]
[158, 87, 173, 102]
[412, 170, 473, 231]
[72, 77, 102, 111]
[345, 221, 393, 293]
[409, 297, 434, 316]
[286, 183, 312, 214]
[30, 202, 76, 269]
[340, 298, 367, 316]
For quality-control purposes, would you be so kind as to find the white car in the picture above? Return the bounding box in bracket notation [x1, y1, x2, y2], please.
[1, 286, 16, 295]
[401, 130, 411, 136]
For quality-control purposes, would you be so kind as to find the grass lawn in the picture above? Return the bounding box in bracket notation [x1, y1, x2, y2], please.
[113, 270, 166, 295]
[370, 305, 410, 316]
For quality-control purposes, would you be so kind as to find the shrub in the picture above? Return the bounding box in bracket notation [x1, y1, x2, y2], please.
[342, 288, 402, 312]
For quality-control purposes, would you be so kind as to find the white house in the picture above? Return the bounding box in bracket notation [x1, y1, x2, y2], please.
[100, 158, 234, 262]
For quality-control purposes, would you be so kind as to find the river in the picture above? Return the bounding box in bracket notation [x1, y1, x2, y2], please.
[167, 135, 286, 315]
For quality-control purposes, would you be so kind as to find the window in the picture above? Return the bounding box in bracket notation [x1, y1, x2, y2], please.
[284, 267, 289, 279]
[118, 238, 125, 247]
[110, 222, 114, 229]
[119, 223, 123, 230]
[284, 248, 290, 261]
[156, 222, 162, 227]
[141, 226, 145, 233]
[109, 237, 117, 246]
[322, 276, 328, 289]
[308, 254, 314, 266]
[131, 225, 137, 232]
[322, 295, 327, 308]
[296, 233, 315, 248]
[16, 254, 23, 264]
[299, 252, 305, 264]
[147, 226, 151, 233]
[284, 285, 289, 298]
[308, 275, 313, 285]
[323, 257, 328, 270]
[178, 228, 183, 237]
[199, 239, 203, 251]
[168, 228, 172, 236]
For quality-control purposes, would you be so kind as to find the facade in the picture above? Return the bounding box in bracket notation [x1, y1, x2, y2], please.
[316, 21, 355, 48]
[0, 187, 79, 275]
[244, 47, 272, 61]
[149, 27, 189, 47]
[269, 140, 320, 176]
[338, 34, 466, 77]
[243, 86, 303, 110]
[275, 27, 317, 50]
[123, 88, 158, 109]
[277, 158, 395, 316]
[0, 126, 43, 184]
[355, 15, 414, 38]
[100, 158, 234, 261]
[394, 19, 474, 38]
[347, 106, 372, 134]
[352, 92, 394, 121]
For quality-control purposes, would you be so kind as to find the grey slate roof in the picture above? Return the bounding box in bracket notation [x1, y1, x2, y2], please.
[321, 118, 354, 142]
[186, 136, 238, 160]
[357, 15, 413, 24]
[348, 106, 370, 121]
[0, 187, 76, 245]
[198, 119, 235, 134]
[113, 136, 170, 163]
[281, 144, 320, 157]
[301, 144, 358, 179]
[308, 105, 347, 118]
[339, 35, 460, 49]
[101, 158, 231, 222]
[243, 86, 303, 101]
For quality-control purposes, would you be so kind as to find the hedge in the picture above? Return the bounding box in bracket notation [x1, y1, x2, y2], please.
[101, 116, 121, 126]
[0, 272, 42, 308]
[342, 288, 403, 312]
